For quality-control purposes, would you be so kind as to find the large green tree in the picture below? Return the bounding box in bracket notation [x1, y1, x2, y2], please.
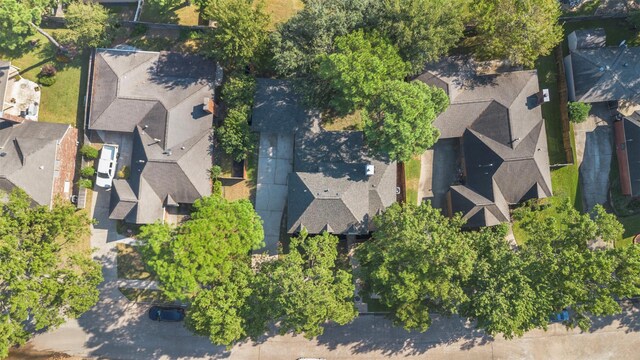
[316, 30, 409, 114]
[270, 0, 373, 77]
[0, 189, 102, 358]
[140, 195, 264, 301]
[461, 225, 547, 338]
[63, 1, 111, 48]
[371, 0, 469, 74]
[202, 0, 270, 70]
[472, 0, 562, 68]
[355, 202, 476, 331]
[362, 80, 448, 162]
[258, 231, 357, 338]
[0, 0, 44, 50]
[518, 203, 627, 331]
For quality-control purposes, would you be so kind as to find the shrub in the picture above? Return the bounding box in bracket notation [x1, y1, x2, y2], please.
[212, 180, 223, 196]
[40, 64, 57, 77]
[568, 102, 591, 123]
[80, 166, 95, 178]
[79, 144, 99, 159]
[38, 76, 56, 87]
[209, 165, 222, 180]
[117, 165, 130, 179]
[221, 74, 257, 108]
[131, 23, 148, 37]
[216, 106, 254, 162]
[78, 178, 93, 189]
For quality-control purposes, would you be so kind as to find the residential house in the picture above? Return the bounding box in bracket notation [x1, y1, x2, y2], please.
[86, 48, 216, 224]
[0, 118, 77, 207]
[417, 59, 553, 227]
[564, 29, 640, 197]
[1, 60, 40, 121]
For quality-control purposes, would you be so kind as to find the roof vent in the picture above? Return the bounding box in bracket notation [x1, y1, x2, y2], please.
[0, 152, 5, 157]
[366, 164, 375, 176]
[163, 149, 172, 156]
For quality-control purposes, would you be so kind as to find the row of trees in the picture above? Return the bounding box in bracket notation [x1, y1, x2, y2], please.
[356, 201, 640, 337]
[138, 195, 357, 347]
[0, 190, 103, 358]
[196, 0, 563, 161]
[137, 193, 640, 348]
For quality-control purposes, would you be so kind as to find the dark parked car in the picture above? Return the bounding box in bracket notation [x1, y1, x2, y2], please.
[148, 306, 185, 322]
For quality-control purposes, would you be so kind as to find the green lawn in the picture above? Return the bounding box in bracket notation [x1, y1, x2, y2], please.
[405, 156, 421, 205]
[261, 0, 304, 29]
[536, 54, 566, 165]
[0, 29, 87, 127]
[362, 293, 390, 313]
[563, 19, 640, 53]
[140, 2, 200, 25]
[116, 243, 155, 280]
[618, 214, 640, 247]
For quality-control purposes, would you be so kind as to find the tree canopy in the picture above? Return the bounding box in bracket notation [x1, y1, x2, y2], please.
[202, 0, 270, 70]
[472, 0, 563, 68]
[371, 0, 469, 74]
[140, 196, 264, 301]
[362, 80, 448, 162]
[63, 1, 111, 48]
[270, 0, 373, 77]
[0, 189, 102, 358]
[355, 202, 476, 331]
[258, 230, 357, 338]
[0, 0, 44, 51]
[316, 30, 409, 114]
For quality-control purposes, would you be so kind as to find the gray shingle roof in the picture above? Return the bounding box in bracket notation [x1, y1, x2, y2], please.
[0, 120, 71, 206]
[418, 62, 552, 227]
[0, 61, 10, 109]
[567, 46, 640, 103]
[288, 130, 397, 235]
[89, 49, 215, 150]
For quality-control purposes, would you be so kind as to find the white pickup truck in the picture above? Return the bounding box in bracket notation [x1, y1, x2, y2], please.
[96, 144, 119, 188]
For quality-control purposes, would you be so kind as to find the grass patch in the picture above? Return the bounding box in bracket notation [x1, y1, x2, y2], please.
[116, 243, 154, 280]
[405, 156, 421, 205]
[562, 18, 640, 53]
[322, 111, 363, 131]
[562, 0, 600, 16]
[119, 288, 170, 303]
[260, 0, 304, 29]
[140, 2, 200, 25]
[618, 214, 640, 248]
[535, 54, 566, 165]
[0, 29, 87, 127]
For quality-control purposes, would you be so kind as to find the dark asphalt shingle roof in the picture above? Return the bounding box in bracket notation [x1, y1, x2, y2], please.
[89, 49, 215, 150]
[0, 61, 10, 108]
[252, 79, 319, 134]
[288, 130, 397, 235]
[418, 61, 552, 227]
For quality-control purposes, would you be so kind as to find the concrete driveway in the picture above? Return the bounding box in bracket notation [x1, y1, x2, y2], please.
[575, 103, 614, 212]
[254, 133, 293, 255]
[419, 139, 460, 210]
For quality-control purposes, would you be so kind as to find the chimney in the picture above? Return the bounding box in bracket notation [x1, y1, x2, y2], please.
[203, 98, 214, 114]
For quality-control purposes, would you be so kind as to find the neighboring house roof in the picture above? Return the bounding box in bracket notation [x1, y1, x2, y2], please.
[565, 42, 640, 103]
[89, 49, 215, 150]
[614, 114, 640, 197]
[418, 59, 552, 227]
[0, 120, 71, 207]
[288, 130, 397, 235]
[568, 29, 607, 52]
[0, 61, 9, 111]
[252, 78, 319, 134]
[90, 49, 216, 224]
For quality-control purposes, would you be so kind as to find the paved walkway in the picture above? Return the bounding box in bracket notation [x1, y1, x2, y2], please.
[254, 133, 293, 255]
